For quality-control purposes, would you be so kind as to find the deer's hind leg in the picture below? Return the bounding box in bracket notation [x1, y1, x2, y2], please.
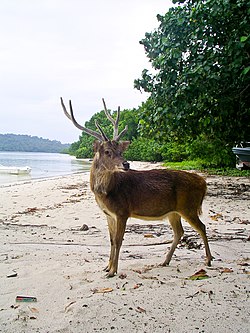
[162, 212, 184, 266]
[183, 213, 212, 266]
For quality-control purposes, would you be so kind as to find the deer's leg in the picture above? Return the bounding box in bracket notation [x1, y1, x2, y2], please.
[183, 213, 212, 266]
[162, 212, 184, 266]
[106, 216, 127, 278]
[104, 216, 116, 272]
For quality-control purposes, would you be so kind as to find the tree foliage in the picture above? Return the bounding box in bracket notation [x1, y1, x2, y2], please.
[134, 0, 250, 147]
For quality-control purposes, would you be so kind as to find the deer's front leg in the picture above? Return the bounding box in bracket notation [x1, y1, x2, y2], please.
[106, 216, 127, 278]
[104, 216, 115, 272]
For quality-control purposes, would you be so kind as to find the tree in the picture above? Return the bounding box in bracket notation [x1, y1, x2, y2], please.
[134, 0, 250, 148]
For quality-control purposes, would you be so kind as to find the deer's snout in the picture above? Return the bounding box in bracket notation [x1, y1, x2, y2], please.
[122, 161, 130, 170]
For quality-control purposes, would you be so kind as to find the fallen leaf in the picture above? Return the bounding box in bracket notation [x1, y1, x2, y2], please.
[221, 268, 234, 273]
[144, 234, 155, 238]
[92, 288, 113, 294]
[188, 269, 210, 280]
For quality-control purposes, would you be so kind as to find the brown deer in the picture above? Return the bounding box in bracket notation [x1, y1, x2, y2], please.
[61, 97, 213, 277]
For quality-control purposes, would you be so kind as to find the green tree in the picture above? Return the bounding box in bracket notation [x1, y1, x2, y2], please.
[135, 0, 250, 151]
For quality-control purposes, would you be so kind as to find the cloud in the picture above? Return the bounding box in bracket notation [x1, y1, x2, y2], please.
[0, 0, 172, 143]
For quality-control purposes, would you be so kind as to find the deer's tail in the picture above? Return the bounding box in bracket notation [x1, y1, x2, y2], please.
[198, 184, 207, 216]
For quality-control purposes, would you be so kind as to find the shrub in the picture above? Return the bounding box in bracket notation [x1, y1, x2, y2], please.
[160, 141, 189, 162]
[159, 135, 235, 168]
[125, 138, 162, 162]
[187, 136, 235, 167]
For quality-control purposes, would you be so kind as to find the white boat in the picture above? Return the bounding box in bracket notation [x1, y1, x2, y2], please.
[0, 164, 31, 175]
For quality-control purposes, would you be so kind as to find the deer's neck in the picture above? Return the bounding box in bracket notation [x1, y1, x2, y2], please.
[90, 162, 116, 196]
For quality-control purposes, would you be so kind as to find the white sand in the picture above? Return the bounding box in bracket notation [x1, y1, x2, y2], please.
[0, 162, 249, 332]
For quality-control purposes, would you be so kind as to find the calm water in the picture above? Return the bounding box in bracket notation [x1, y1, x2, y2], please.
[0, 152, 91, 185]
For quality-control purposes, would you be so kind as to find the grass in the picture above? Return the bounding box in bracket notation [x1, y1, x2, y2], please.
[163, 160, 250, 177]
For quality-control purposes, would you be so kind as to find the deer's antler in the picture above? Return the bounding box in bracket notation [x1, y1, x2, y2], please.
[61, 97, 128, 142]
[102, 98, 128, 141]
[61, 97, 108, 141]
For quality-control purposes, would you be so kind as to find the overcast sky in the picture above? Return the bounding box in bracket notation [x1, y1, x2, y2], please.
[0, 0, 172, 143]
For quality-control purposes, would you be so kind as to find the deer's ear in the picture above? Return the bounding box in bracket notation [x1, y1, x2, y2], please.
[93, 140, 101, 152]
[119, 141, 130, 152]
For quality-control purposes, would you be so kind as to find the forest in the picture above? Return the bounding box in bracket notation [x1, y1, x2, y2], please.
[68, 0, 249, 168]
[0, 134, 69, 153]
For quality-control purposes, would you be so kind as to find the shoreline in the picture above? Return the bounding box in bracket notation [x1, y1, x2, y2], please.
[0, 164, 249, 332]
[0, 170, 89, 189]
[0, 153, 92, 187]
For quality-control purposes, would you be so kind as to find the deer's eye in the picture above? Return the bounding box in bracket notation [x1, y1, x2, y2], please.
[104, 150, 112, 157]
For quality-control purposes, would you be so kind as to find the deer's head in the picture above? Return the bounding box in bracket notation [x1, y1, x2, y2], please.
[61, 97, 130, 171]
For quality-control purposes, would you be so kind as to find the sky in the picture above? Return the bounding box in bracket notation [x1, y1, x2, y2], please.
[0, 0, 173, 143]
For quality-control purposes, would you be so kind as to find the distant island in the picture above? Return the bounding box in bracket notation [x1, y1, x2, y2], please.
[0, 134, 70, 153]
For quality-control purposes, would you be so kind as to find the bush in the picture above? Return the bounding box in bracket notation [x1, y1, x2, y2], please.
[159, 135, 235, 168]
[160, 141, 189, 162]
[124, 138, 162, 162]
[187, 136, 235, 167]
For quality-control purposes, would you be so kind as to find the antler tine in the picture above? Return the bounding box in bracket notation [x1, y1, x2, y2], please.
[61, 97, 73, 121]
[102, 98, 115, 124]
[102, 98, 117, 139]
[115, 125, 128, 141]
[113, 106, 120, 139]
[102, 98, 127, 141]
[95, 120, 109, 141]
[60, 97, 104, 141]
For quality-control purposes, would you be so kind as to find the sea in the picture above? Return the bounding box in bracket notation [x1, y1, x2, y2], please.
[0, 152, 91, 185]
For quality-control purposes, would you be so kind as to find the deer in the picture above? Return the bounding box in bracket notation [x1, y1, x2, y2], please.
[61, 97, 213, 277]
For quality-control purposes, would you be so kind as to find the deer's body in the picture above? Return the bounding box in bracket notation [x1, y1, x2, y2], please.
[91, 168, 206, 221]
[61, 98, 213, 277]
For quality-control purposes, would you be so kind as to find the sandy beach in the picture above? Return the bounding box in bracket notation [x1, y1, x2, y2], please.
[0, 161, 249, 333]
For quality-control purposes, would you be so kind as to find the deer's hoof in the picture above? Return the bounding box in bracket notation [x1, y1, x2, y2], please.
[205, 255, 214, 267]
[160, 261, 170, 267]
[103, 265, 110, 272]
[206, 259, 212, 267]
[106, 271, 116, 278]
[105, 266, 117, 278]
